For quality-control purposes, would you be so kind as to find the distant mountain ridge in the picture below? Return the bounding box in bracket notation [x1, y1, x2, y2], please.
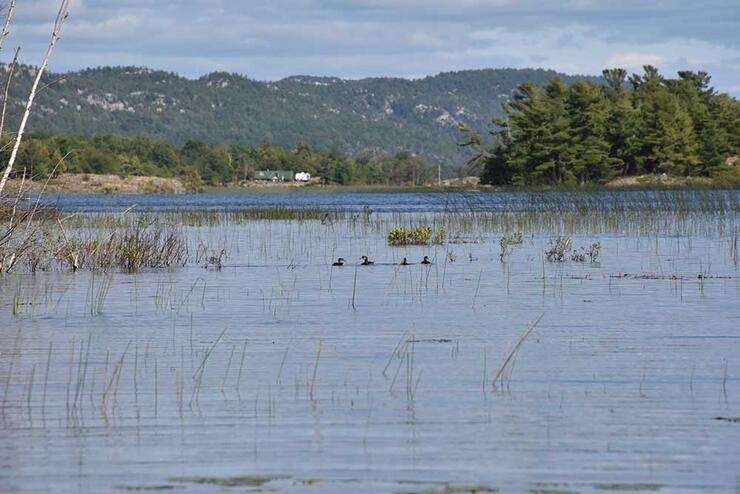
[7, 65, 600, 167]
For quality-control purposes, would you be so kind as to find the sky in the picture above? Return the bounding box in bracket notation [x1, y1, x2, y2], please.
[9, 0, 740, 95]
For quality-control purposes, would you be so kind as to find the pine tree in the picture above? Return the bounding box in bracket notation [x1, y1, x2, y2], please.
[564, 81, 618, 184]
[471, 67, 738, 186]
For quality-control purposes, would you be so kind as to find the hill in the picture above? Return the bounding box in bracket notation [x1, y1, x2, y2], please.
[6, 65, 599, 169]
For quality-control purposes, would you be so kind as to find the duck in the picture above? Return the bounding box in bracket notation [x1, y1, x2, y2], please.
[421, 256, 431, 265]
[400, 257, 410, 266]
[332, 257, 345, 266]
[360, 255, 374, 265]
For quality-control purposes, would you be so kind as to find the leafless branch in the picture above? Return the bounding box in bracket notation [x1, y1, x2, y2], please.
[0, 0, 70, 196]
[0, 0, 16, 53]
[0, 46, 19, 139]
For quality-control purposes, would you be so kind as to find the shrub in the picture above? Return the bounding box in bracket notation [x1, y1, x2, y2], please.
[545, 236, 572, 262]
[499, 232, 524, 261]
[572, 242, 601, 262]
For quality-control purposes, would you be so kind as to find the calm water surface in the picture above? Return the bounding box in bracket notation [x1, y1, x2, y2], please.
[35, 189, 740, 213]
[1, 192, 739, 493]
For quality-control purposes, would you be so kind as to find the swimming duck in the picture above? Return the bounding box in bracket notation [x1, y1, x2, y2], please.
[332, 257, 345, 266]
[400, 257, 410, 266]
[421, 256, 431, 265]
[360, 255, 374, 265]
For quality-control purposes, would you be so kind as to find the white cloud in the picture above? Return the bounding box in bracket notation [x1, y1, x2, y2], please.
[606, 52, 666, 70]
[4, 0, 739, 96]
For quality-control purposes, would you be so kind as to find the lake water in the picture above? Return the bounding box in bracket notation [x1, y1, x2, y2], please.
[34, 189, 740, 213]
[1, 191, 739, 493]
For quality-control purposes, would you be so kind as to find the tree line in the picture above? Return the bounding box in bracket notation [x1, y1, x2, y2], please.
[3, 132, 437, 187]
[461, 66, 740, 186]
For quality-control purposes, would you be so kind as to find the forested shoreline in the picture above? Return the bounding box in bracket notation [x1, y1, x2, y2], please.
[4, 67, 740, 191]
[4, 133, 437, 188]
[462, 67, 740, 186]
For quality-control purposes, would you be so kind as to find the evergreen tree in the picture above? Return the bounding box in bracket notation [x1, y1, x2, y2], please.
[472, 66, 738, 186]
[565, 81, 618, 184]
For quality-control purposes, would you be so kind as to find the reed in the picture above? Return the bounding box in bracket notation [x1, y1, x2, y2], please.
[190, 327, 227, 406]
[309, 338, 323, 401]
[1, 329, 21, 417]
[492, 314, 544, 391]
[41, 342, 52, 415]
[236, 340, 247, 398]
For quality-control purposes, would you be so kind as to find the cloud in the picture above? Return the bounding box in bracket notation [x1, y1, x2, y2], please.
[606, 53, 666, 70]
[4, 0, 740, 95]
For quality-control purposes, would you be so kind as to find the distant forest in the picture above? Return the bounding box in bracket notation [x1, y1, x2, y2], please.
[462, 67, 740, 186]
[5, 133, 436, 187]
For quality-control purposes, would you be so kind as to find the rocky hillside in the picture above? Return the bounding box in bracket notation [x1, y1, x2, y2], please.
[6, 65, 598, 166]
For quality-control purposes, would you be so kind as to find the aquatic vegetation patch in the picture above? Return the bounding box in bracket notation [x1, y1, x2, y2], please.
[396, 484, 498, 494]
[571, 242, 601, 262]
[545, 237, 602, 263]
[593, 484, 661, 491]
[545, 236, 573, 262]
[1, 205, 188, 273]
[529, 489, 578, 494]
[387, 226, 446, 246]
[499, 231, 523, 260]
[60, 219, 187, 272]
[113, 485, 175, 491]
[169, 475, 287, 487]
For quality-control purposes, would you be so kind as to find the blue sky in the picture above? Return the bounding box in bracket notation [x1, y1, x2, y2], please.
[10, 0, 740, 95]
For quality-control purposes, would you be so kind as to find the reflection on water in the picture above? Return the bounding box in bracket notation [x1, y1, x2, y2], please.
[1, 193, 739, 493]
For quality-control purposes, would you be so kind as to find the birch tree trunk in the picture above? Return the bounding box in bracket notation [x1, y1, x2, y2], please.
[0, 0, 17, 52]
[0, 46, 20, 139]
[0, 0, 70, 196]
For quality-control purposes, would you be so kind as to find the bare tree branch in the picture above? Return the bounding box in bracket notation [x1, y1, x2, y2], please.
[0, 0, 17, 53]
[0, 46, 20, 139]
[0, 0, 70, 196]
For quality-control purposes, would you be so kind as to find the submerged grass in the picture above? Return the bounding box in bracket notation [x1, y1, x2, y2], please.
[113, 485, 175, 491]
[593, 484, 662, 492]
[396, 484, 499, 494]
[169, 475, 287, 487]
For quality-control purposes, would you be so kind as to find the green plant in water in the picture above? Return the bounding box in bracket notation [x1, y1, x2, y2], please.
[432, 227, 447, 245]
[388, 226, 445, 246]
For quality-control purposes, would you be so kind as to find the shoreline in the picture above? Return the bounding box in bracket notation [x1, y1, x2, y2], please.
[5, 172, 739, 196]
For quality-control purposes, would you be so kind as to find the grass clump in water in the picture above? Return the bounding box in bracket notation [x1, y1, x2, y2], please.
[2, 193, 188, 274]
[388, 226, 446, 246]
[594, 484, 662, 491]
[571, 241, 601, 262]
[529, 491, 577, 494]
[545, 236, 573, 262]
[499, 231, 523, 260]
[169, 475, 287, 487]
[397, 483, 498, 494]
[113, 485, 175, 491]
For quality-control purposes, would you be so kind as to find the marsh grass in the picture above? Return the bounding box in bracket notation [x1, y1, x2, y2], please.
[86, 272, 112, 315]
[15, 190, 735, 272]
[1, 207, 187, 273]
